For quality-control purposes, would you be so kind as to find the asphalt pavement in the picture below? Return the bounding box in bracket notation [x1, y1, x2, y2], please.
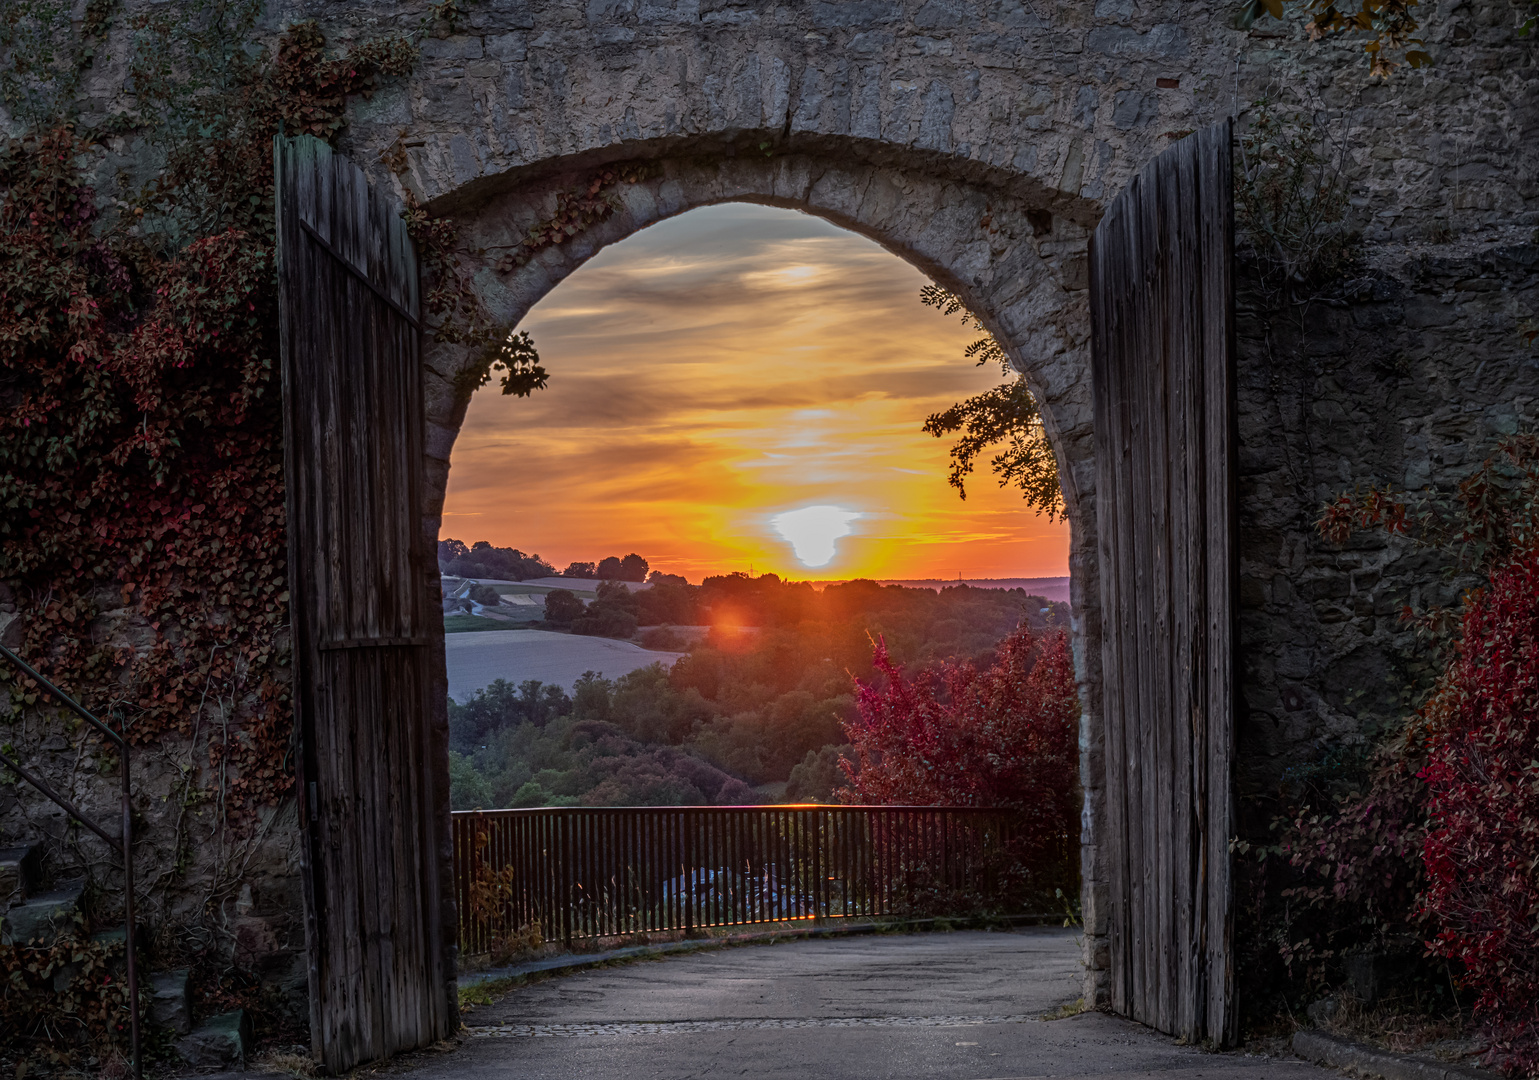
[388, 928, 1340, 1080]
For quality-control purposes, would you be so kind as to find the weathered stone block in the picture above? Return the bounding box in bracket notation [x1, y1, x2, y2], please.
[176, 1009, 253, 1069]
[1, 882, 82, 947]
[150, 969, 193, 1036]
[0, 844, 42, 905]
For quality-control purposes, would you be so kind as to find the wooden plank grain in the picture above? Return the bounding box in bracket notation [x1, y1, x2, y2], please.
[275, 135, 453, 1073]
[1202, 119, 1238, 1045]
[1089, 120, 1236, 1047]
[1165, 135, 1198, 1042]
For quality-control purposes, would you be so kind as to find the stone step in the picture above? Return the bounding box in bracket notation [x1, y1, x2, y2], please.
[176, 1009, 252, 1069]
[0, 879, 84, 947]
[86, 925, 147, 971]
[150, 968, 193, 1035]
[0, 843, 43, 908]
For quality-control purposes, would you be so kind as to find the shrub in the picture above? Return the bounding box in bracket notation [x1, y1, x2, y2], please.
[1258, 739, 1430, 996]
[786, 744, 854, 803]
[571, 581, 640, 638]
[1421, 547, 1539, 1075]
[839, 626, 1079, 882]
[1300, 433, 1539, 1062]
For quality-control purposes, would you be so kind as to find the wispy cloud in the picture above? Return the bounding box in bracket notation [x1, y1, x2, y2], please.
[444, 203, 1070, 580]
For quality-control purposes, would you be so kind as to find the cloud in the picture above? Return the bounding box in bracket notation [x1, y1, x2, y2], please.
[446, 203, 1070, 581]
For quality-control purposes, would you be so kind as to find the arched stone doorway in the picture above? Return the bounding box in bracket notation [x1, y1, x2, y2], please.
[412, 141, 1113, 1003]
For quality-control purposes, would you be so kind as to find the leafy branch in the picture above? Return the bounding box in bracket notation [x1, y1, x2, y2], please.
[493, 162, 657, 274]
[919, 286, 1062, 520]
[1237, 0, 1538, 75]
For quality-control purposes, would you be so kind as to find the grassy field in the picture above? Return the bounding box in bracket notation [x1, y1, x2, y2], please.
[444, 629, 685, 698]
[444, 614, 526, 634]
[443, 578, 603, 599]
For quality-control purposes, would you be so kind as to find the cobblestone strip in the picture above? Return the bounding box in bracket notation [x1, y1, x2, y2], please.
[467, 1015, 1034, 1038]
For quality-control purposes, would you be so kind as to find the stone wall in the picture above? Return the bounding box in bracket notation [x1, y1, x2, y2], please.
[1234, 242, 1539, 830]
[1, 0, 1534, 1032]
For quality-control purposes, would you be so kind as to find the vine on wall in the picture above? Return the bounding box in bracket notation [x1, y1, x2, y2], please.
[0, 6, 455, 1065]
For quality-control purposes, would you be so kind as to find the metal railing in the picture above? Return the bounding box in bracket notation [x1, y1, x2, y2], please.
[0, 643, 141, 1079]
[453, 805, 1040, 956]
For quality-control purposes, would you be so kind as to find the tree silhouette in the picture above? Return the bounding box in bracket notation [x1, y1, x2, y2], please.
[921, 286, 1062, 520]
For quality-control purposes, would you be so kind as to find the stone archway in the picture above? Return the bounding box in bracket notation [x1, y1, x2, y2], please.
[322, 3, 1245, 1023]
[408, 141, 1113, 1005]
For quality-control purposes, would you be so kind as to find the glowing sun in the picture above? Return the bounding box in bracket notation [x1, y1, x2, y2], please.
[771, 505, 862, 568]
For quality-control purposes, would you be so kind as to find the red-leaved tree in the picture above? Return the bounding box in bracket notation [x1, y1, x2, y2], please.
[838, 626, 1079, 879]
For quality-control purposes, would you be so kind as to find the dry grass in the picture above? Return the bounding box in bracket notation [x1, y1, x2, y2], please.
[1042, 997, 1090, 1021]
[1310, 996, 1485, 1065]
[253, 1049, 322, 1078]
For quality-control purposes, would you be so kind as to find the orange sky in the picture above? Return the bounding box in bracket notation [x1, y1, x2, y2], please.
[442, 203, 1071, 583]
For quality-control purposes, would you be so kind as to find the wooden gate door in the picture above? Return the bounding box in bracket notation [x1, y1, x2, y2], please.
[1089, 119, 1237, 1046]
[275, 135, 457, 1070]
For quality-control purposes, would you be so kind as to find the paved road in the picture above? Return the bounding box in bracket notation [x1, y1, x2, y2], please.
[397, 929, 1336, 1080]
[444, 629, 685, 700]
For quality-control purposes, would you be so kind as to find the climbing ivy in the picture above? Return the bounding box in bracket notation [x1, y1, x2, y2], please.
[0, 7, 487, 1065]
[1236, 0, 1538, 75]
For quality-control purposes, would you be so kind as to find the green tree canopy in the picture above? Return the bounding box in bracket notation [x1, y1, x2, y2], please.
[543, 588, 585, 625]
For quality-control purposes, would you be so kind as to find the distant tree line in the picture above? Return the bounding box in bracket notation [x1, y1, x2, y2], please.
[439, 538, 556, 581]
[562, 553, 649, 581]
[440, 540, 669, 584]
[541, 570, 1070, 647]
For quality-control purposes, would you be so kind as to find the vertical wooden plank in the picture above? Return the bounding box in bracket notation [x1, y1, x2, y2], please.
[1175, 136, 1207, 1038]
[1202, 119, 1238, 1046]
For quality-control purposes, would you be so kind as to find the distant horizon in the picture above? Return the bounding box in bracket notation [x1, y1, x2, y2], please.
[443, 560, 1071, 601]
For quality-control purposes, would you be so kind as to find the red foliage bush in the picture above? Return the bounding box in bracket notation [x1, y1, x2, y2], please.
[0, 22, 423, 818]
[1421, 547, 1539, 1075]
[838, 626, 1079, 873]
[1310, 435, 1539, 1069]
[1265, 742, 1429, 985]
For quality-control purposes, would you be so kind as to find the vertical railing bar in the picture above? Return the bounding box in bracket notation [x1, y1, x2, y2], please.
[517, 818, 529, 941]
[785, 809, 794, 922]
[585, 810, 596, 941]
[727, 809, 734, 927]
[773, 810, 784, 922]
[501, 814, 512, 944]
[667, 810, 676, 934]
[645, 809, 656, 935]
[582, 811, 593, 941]
[669, 809, 680, 934]
[504, 813, 515, 949]
[537, 812, 547, 946]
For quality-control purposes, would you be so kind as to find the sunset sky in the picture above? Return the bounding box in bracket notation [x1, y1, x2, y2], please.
[442, 203, 1071, 583]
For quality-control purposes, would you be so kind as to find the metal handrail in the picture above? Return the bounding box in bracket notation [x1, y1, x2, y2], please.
[0, 643, 141, 1079]
[453, 804, 1045, 955]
